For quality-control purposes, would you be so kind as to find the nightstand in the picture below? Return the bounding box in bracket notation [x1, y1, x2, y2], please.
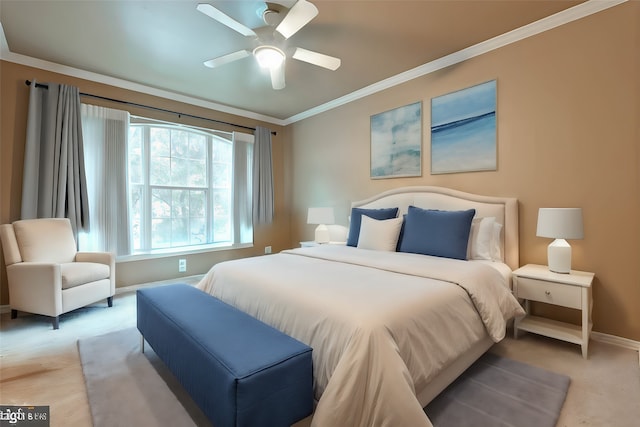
[513, 264, 595, 358]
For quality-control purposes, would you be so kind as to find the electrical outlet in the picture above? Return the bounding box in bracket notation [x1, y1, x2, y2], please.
[178, 258, 187, 272]
[264, 246, 272, 254]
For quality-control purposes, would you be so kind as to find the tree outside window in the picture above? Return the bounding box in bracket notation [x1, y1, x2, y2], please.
[128, 122, 247, 252]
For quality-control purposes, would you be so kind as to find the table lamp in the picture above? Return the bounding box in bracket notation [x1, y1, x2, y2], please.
[536, 208, 584, 273]
[307, 207, 335, 244]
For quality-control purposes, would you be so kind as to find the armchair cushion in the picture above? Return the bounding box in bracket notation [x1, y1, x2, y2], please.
[13, 219, 77, 263]
[60, 262, 111, 290]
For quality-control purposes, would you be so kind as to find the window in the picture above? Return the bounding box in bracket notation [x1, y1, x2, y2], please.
[128, 120, 253, 253]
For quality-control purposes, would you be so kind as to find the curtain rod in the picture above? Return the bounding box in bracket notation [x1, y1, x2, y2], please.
[25, 80, 276, 136]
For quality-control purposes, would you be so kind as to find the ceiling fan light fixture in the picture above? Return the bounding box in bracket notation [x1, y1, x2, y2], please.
[198, 2, 338, 90]
[253, 46, 285, 69]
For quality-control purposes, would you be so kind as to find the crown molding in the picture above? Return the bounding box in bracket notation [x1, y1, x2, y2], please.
[1, 1, 627, 127]
[0, 23, 287, 127]
[283, 0, 627, 125]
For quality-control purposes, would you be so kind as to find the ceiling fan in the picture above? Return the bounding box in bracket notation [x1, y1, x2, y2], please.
[197, 0, 341, 90]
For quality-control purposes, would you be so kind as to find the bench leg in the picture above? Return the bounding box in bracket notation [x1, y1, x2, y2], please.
[10, 309, 17, 319]
[107, 296, 113, 307]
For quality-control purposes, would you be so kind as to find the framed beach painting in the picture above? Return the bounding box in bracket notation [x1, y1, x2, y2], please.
[370, 101, 422, 179]
[431, 80, 497, 174]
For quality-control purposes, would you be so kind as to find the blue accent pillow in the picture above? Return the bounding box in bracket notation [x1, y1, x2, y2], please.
[398, 206, 476, 260]
[347, 207, 399, 247]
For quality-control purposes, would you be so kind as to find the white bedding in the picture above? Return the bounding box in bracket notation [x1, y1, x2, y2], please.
[197, 245, 524, 427]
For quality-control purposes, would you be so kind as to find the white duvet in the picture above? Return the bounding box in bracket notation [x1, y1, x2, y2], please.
[197, 245, 524, 427]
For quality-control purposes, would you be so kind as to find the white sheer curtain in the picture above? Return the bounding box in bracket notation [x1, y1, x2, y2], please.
[78, 104, 131, 255]
[22, 80, 89, 239]
[252, 126, 274, 224]
[233, 131, 254, 244]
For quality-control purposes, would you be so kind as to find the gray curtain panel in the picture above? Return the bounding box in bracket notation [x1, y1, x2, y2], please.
[252, 126, 274, 225]
[22, 80, 90, 238]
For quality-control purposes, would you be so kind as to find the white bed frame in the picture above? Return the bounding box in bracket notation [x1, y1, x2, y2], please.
[351, 186, 519, 407]
[352, 186, 519, 270]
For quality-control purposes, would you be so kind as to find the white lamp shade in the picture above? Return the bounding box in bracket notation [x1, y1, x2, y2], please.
[536, 208, 584, 240]
[307, 207, 335, 244]
[537, 208, 584, 273]
[307, 207, 335, 225]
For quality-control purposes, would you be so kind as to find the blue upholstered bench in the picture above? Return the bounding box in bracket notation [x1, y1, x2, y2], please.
[136, 284, 313, 427]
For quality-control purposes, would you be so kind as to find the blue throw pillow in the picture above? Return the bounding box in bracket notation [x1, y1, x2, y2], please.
[398, 206, 475, 260]
[347, 207, 399, 247]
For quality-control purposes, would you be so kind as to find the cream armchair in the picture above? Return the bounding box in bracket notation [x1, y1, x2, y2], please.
[0, 218, 115, 329]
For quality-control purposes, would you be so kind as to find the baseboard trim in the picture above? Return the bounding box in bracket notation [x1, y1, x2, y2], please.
[114, 275, 204, 296]
[591, 331, 640, 351]
[591, 331, 640, 365]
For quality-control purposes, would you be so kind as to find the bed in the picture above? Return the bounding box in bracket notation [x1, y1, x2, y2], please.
[197, 186, 524, 427]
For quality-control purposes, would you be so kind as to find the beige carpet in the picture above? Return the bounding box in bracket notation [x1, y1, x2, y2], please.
[1, 281, 639, 427]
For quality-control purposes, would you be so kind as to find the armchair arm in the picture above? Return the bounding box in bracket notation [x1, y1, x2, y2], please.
[76, 251, 116, 295]
[76, 251, 114, 266]
[6, 263, 63, 317]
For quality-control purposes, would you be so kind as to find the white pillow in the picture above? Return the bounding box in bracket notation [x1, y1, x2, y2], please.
[468, 217, 503, 261]
[357, 216, 404, 252]
[491, 222, 503, 261]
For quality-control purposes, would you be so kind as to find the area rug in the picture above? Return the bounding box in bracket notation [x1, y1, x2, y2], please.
[424, 352, 570, 427]
[78, 327, 210, 427]
[79, 328, 570, 427]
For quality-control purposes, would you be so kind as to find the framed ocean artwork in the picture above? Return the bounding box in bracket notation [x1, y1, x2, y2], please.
[370, 101, 422, 179]
[430, 80, 497, 174]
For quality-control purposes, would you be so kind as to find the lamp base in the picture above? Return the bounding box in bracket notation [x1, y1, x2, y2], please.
[315, 224, 330, 244]
[548, 239, 572, 274]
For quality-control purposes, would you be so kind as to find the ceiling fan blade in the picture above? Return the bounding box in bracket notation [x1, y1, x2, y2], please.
[292, 47, 341, 71]
[275, 0, 318, 39]
[197, 3, 256, 37]
[204, 50, 251, 68]
[269, 63, 286, 90]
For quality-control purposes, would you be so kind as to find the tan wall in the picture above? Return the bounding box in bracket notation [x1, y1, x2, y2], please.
[290, 3, 640, 340]
[0, 61, 293, 303]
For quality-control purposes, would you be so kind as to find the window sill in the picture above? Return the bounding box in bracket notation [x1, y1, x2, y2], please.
[116, 242, 253, 263]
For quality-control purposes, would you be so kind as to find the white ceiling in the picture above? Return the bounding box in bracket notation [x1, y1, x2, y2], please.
[2, 0, 612, 124]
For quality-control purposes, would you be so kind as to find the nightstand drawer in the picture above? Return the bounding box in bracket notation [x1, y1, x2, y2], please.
[516, 277, 581, 309]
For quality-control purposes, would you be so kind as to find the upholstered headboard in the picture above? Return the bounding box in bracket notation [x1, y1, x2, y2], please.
[351, 186, 519, 270]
